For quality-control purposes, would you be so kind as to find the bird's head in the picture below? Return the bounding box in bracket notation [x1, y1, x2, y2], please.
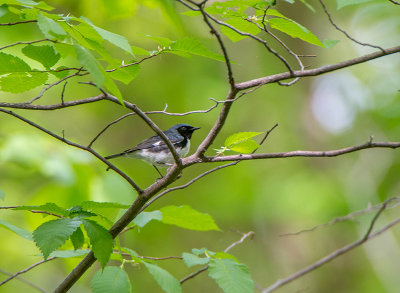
[170, 124, 200, 139]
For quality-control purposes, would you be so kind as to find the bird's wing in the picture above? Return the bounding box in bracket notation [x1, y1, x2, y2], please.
[123, 135, 183, 154]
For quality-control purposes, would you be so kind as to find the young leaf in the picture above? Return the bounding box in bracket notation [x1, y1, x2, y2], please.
[133, 210, 162, 228]
[220, 18, 261, 43]
[49, 249, 90, 258]
[33, 218, 82, 259]
[268, 18, 324, 47]
[108, 64, 140, 85]
[230, 139, 260, 154]
[92, 266, 132, 293]
[225, 132, 262, 148]
[70, 227, 85, 250]
[0, 71, 48, 93]
[0, 52, 31, 73]
[22, 45, 60, 69]
[82, 219, 113, 268]
[81, 16, 133, 54]
[74, 43, 105, 87]
[0, 218, 33, 241]
[169, 37, 225, 62]
[144, 262, 182, 293]
[13, 202, 67, 216]
[182, 252, 210, 267]
[208, 259, 254, 293]
[36, 12, 66, 40]
[160, 205, 220, 231]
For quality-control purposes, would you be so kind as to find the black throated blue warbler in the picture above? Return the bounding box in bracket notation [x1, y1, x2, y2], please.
[105, 124, 200, 175]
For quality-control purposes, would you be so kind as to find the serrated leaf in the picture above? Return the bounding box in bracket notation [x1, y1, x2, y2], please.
[82, 219, 113, 268]
[0, 190, 4, 200]
[0, 71, 48, 93]
[160, 205, 220, 231]
[269, 17, 323, 47]
[133, 210, 162, 228]
[70, 227, 85, 250]
[92, 266, 132, 293]
[0, 218, 33, 241]
[108, 64, 140, 84]
[169, 37, 225, 62]
[144, 262, 182, 293]
[81, 16, 132, 54]
[22, 45, 60, 69]
[49, 249, 90, 258]
[225, 132, 262, 148]
[36, 12, 66, 39]
[80, 201, 130, 210]
[13, 202, 67, 216]
[74, 42, 105, 86]
[336, 0, 374, 9]
[0, 52, 31, 73]
[182, 252, 210, 267]
[208, 259, 254, 293]
[33, 218, 82, 259]
[220, 17, 261, 43]
[192, 248, 210, 256]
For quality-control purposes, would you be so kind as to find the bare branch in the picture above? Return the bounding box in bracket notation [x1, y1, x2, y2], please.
[318, 0, 385, 51]
[262, 205, 398, 293]
[387, 0, 400, 4]
[0, 267, 48, 293]
[0, 20, 37, 26]
[281, 197, 400, 236]
[180, 266, 209, 284]
[235, 45, 400, 90]
[0, 257, 56, 287]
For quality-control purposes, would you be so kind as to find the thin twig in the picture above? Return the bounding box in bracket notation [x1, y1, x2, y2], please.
[262, 205, 396, 293]
[281, 197, 400, 236]
[0, 257, 56, 287]
[318, 0, 385, 52]
[0, 268, 48, 293]
[0, 20, 37, 26]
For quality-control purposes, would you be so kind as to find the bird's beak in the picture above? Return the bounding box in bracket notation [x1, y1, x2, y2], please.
[192, 127, 200, 131]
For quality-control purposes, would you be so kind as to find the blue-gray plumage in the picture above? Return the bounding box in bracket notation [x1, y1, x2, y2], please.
[105, 124, 200, 169]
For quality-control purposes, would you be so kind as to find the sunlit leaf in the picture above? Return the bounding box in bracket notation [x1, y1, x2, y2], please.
[36, 12, 66, 39]
[220, 17, 260, 43]
[33, 218, 82, 259]
[92, 266, 132, 293]
[74, 42, 105, 86]
[182, 252, 210, 267]
[169, 37, 225, 61]
[0, 52, 31, 73]
[144, 262, 182, 293]
[0, 71, 48, 93]
[108, 64, 141, 85]
[225, 132, 262, 148]
[208, 259, 254, 293]
[13, 202, 67, 216]
[160, 205, 220, 231]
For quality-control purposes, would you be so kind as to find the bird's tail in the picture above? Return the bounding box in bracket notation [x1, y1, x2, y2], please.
[104, 152, 125, 160]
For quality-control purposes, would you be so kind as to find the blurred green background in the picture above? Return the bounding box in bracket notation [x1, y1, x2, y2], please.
[0, 0, 399, 292]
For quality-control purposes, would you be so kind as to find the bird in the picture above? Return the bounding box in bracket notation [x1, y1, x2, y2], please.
[105, 124, 200, 176]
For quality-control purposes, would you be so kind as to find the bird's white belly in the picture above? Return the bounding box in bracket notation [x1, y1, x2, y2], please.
[128, 140, 190, 167]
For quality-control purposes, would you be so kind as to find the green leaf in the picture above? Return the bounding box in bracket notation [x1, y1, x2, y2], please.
[208, 259, 254, 293]
[144, 262, 182, 293]
[13, 0, 53, 10]
[0, 190, 4, 200]
[0, 52, 31, 73]
[36, 12, 66, 39]
[160, 205, 220, 231]
[53, 43, 76, 58]
[49, 249, 90, 258]
[82, 219, 113, 268]
[33, 218, 82, 259]
[220, 17, 261, 42]
[0, 71, 48, 93]
[13, 202, 67, 217]
[0, 218, 33, 241]
[169, 37, 225, 62]
[80, 201, 130, 210]
[74, 42, 105, 86]
[70, 227, 85, 250]
[133, 210, 162, 228]
[92, 266, 132, 293]
[269, 18, 324, 47]
[104, 75, 123, 104]
[50, 66, 70, 79]
[146, 35, 173, 47]
[336, 0, 374, 9]
[81, 16, 132, 54]
[224, 132, 262, 147]
[131, 45, 150, 56]
[323, 39, 340, 49]
[108, 64, 140, 85]
[182, 252, 210, 267]
[22, 45, 60, 69]
[230, 139, 260, 153]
